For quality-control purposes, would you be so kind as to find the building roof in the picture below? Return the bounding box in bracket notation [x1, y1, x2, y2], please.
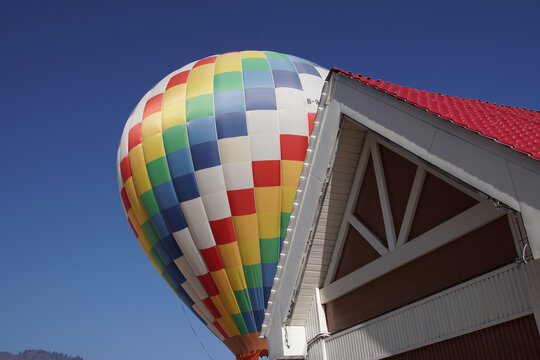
[334, 68, 540, 160]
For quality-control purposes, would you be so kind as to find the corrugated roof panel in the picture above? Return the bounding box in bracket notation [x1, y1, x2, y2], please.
[335, 69, 540, 160]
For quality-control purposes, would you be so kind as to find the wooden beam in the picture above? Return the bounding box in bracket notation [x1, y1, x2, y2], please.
[349, 214, 388, 256]
[320, 200, 505, 304]
[371, 140, 397, 250]
[396, 167, 425, 247]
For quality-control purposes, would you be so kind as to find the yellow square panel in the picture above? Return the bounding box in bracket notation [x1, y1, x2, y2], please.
[237, 238, 260, 266]
[257, 212, 280, 238]
[216, 315, 239, 337]
[232, 214, 259, 243]
[163, 83, 186, 107]
[241, 51, 266, 59]
[141, 112, 162, 139]
[281, 186, 296, 213]
[125, 178, 148, 223]
[128, 144, 146, 171]
[132, 167, 152, 195]
[211, 269, 240, 314]
[225, 265, 247, 291]
[281, 160, 303, 187]
[214, 53, 242, 74]
[142, 133, 165, 163]
[254, 186, 280, 213]
[210, 294, 229, 319]
[186, 64, 214, 99]
[162, 102, 186, 130]
[217, 242, 243, 269]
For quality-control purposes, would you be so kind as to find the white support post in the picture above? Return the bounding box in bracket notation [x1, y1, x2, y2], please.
[396, 167, 426, 247]
[370, 140, 397, 250]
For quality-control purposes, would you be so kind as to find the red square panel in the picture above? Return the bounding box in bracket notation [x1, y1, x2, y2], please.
[280, 134, 308, 161]
[252, 160, 280, 187]
[209, 217, 237, 245]
[227, 189, 256, 216]
[200, 246, 224, 272]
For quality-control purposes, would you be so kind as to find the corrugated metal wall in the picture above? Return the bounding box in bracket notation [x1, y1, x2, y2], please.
[290, 120, 366, 325]
[305, 290, 322, 342]
[306, 339, 326, 360]
[322, 263, 532, 359]
[386, 315, 540, 359]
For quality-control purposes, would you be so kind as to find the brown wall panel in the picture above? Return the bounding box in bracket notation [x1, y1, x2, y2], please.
[408, 172, 478, 241]
[326, 216, 517, 333]
[379, 144, 417, 235]
[353, 157, 388, 247]
[386, 315, 540, 360]
[334, 225, 381, 280]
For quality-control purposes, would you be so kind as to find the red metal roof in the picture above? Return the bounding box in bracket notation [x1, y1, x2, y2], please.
[335, 68, 540, 160]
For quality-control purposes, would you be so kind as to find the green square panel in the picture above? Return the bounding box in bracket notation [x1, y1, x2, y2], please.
[233, 288, 253, 313]
[149, 248, 165, 270]
[142, 220, 160, 245]
[241, 58, 270, 71]
[186, 94, 213, 122]
[243, 264, 262, 288]
[139, 190, 160, 218]
[280, 212, 291, 239]
[231, 313, 248, 335]
[146, 157, 171, 186]
[214, 72, 243, 92]
[264, 52, 288, 60]
[260, 237, 279, 263]
[162, 124, 188, 154]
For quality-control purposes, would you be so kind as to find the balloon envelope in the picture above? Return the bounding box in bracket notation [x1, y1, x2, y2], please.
[117, 51, 327, 357]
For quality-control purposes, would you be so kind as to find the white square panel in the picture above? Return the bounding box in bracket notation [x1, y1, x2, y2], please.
[222, 162, 254, 190]
[279, 109, 308, 136]
[195, 165, 226, 196]
[246, 110, 279, 135]
[275, 87, 305, 111]
[218, 136, 251, 164]
[201, 191, 231, 221]
[250, 134, 280, 161]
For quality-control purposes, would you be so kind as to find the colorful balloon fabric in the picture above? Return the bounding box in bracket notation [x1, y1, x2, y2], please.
[117, 51, 327, 357]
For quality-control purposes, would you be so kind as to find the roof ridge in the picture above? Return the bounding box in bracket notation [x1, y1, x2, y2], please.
[333, 68, 540, 113]
[332, 68, 540, 160]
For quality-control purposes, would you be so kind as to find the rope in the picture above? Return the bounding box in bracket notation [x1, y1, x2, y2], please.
[181, 305, 215, 360]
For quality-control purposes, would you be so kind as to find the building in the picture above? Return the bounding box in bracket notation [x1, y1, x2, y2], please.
[262, 68, 540, 359]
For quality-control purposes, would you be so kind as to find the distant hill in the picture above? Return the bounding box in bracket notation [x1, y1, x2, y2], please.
[0, 350, 82, 360]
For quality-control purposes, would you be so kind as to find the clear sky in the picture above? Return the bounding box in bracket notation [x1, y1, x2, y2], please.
[0, 1, 538, 359]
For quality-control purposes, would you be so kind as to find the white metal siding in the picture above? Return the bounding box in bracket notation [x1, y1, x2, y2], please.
[306, 339, 326, 360]
[290, 120, 366, 325]
[324, 263, 532, 360]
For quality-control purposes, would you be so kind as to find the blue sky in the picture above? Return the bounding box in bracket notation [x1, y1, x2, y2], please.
[0, 1, 538, 359]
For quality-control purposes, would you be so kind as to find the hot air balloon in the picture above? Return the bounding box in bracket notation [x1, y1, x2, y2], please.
[117, 51, 327, 359]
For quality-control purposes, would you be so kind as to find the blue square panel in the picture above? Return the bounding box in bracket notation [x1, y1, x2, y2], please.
[161, 234, 183, 260]
[293, 62, 320, 77]
[149, 213, 170, 239]
[186, 116, 217, 146]
[272, 70, 302, 90]
[214, 89, 245, 116]
[153, 181, 179, 210]
[267, 57, 296, 72]
[190, 141, 221, 171]
[215, 112, 247, 139]
[245, 88, 277, 111]
[172, 173, 200, 202]
[162, 205, 187, 232]
[243, 70, 274, 89]
[153, 241, 172, 267]
[167, 148, 194, 178]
